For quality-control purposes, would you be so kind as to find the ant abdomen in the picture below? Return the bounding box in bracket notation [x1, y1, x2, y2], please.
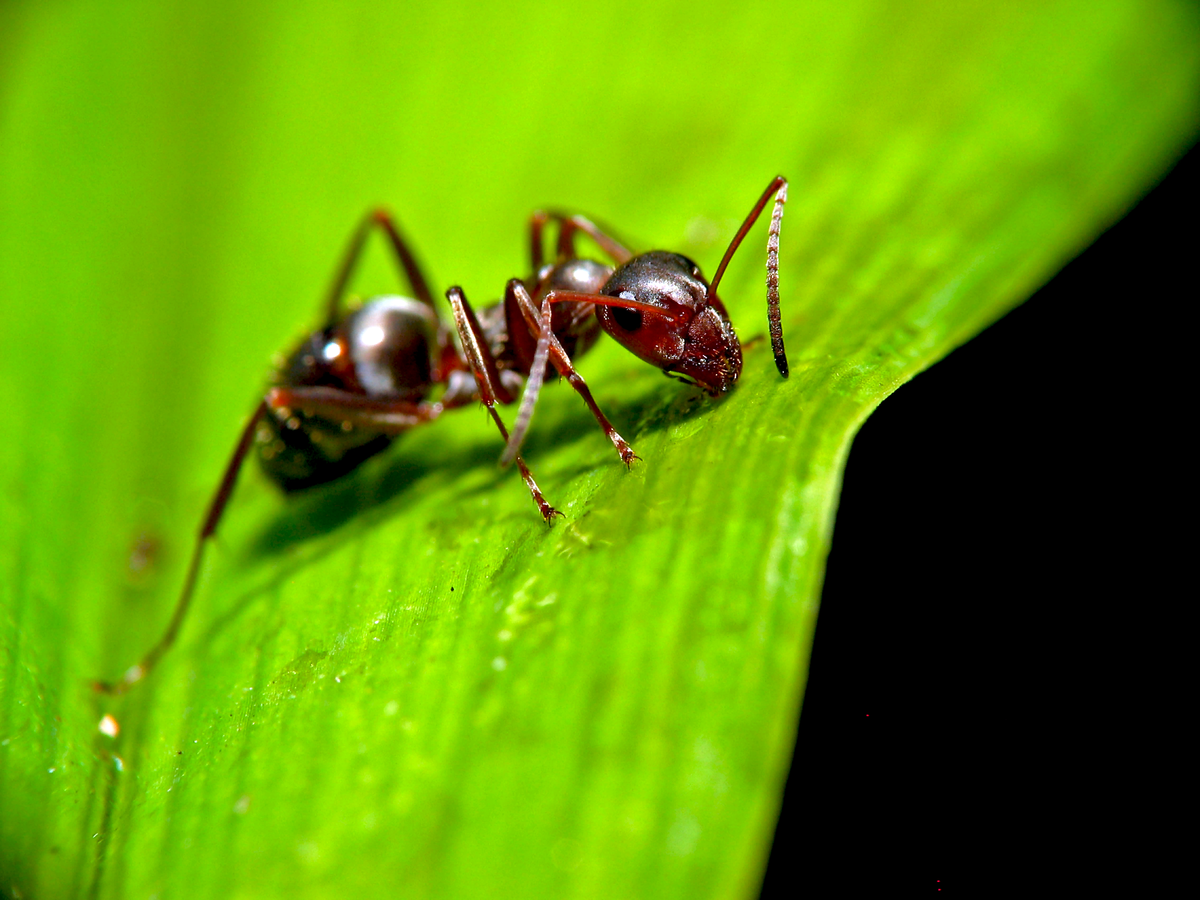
[258, 296, 440, 491]
[257, 409, 392, 491]
[343, 296, 440, 397]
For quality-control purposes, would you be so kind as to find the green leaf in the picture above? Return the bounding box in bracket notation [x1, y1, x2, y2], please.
[0, 1, 1195, 897]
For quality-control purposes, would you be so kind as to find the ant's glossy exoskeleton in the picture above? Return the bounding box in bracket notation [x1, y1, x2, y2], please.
[96, 176, 787, 694]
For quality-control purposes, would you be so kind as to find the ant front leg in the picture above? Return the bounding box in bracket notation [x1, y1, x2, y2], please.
[502, 280, 637, 469]
[95, 401, 269, 694]
[444, 286, 561, 522]
[323, 208, 437, 325]
[528, 211, 633, 271]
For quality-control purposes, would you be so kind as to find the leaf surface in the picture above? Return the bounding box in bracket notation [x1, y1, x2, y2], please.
[0, 2, 1196, 897]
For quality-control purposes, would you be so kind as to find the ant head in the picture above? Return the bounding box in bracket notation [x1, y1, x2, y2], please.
[598, 251, 742, 395]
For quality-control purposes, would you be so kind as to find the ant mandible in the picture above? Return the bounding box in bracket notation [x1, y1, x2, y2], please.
[95, 176, 787, 694]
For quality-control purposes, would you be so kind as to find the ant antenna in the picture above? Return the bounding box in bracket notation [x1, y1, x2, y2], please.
[707, 176, 789, 378]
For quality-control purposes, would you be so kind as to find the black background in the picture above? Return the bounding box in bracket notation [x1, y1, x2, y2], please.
[759, 141, 1195, 895]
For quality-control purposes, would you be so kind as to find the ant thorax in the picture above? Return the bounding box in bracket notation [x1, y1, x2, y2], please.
[506, 258, 610, 371]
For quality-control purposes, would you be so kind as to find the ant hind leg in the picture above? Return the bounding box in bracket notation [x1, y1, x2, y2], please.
[95, 401, 269, 694]
[323, 208, 437, 325]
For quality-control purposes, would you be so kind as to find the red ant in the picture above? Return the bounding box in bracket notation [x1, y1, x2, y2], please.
[95, 176, 788, 694]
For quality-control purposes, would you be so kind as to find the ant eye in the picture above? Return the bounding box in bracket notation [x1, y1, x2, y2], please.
[611, 306, 643, 332]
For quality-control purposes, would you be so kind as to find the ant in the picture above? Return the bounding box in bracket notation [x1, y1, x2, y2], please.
[95, 176, 788, 694]
[460, 175, 790, 472]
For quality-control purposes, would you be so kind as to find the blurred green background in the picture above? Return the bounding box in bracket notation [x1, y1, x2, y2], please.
[1, 1, 1196, 898]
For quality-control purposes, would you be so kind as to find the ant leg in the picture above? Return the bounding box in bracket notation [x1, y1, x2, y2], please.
[266, 386, 445, 433]
[95, 401, 269, 694]
[358, 209, 462, 375]
[322, 214, 373, 324]
[528, 211, 633, 270]
[323, 208, 436, 324]
[706, 176, 789, 377]
[553, 214, 633, 265]
[444, 286, 561, 522]
[367, 208, 436, 311]
[529, 211, 552, 271]
[503, 280, 636, 469]
[500, 291, 556, 468]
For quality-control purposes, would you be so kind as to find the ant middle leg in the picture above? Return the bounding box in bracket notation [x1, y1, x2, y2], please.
[502, 280, 636, 469]
[444, 286, 561, 522]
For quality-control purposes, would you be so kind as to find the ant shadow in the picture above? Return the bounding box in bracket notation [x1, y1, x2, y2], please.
[197, 375, 725, 655]
[247, 444, 486, 560]
[246, 370, 718, 560]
